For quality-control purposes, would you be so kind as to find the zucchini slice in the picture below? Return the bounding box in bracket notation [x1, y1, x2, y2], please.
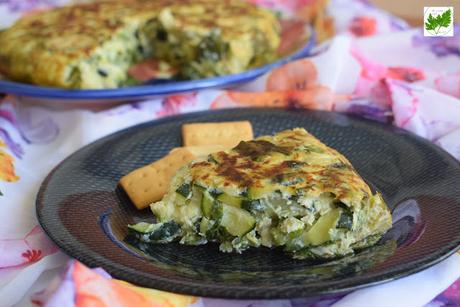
[247, 186, 273, 199]
[220, 204, 255, 237]
[176, 183, 192, 199]
[302, 208, 341, 246]
[217, 193, 243, 208]
[199, 217, 212, 235]
[128, 221, 180, 243]
[201, 190, 214, 218]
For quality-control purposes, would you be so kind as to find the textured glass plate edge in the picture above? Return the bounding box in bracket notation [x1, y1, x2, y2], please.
[35, 108, 460, 299]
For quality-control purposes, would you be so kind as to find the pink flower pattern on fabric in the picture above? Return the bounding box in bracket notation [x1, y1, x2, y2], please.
[434, 71, 460, 99]
[156, 93, 199, 118]
[429, 278, 460, 306]
[349, 16, 377, 37]
[386, 80, 460, 161]
[412, 28, 460, 57]
[0, 99, 60, 150]
[21, 249, 43, 263]
[0, 108, 24, 159]
[0, 0, 54, 12]
[0, 226, 58, 268]
[352, 48, 425, 103]
[31, 260, 197, 307]
[386, 80, 420, 128]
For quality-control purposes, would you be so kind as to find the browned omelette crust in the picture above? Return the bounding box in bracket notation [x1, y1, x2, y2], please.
[0, 1, 132, 85]
[190, 128, 371, 208]
[0, 0, 280, 88]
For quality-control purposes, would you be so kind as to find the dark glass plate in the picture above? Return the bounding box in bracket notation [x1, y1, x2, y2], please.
[36, 108, 460, 299]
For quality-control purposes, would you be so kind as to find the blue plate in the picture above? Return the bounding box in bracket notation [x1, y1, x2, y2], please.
[0, 30, 315, 104]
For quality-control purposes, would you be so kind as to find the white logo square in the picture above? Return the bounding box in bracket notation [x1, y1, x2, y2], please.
[424, 7, 454, 37]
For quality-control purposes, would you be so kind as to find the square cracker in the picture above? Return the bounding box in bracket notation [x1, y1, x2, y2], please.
[182, 121, 253, 147]
[119, 148, 196, 210]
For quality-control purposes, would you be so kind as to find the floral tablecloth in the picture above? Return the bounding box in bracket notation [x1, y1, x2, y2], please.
[0, 0, 460, 306]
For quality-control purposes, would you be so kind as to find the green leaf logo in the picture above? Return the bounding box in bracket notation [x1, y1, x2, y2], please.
[425, 8, 452, 35]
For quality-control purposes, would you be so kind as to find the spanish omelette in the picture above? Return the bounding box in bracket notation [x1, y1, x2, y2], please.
[0, 0, 280, 89]
[129, 128, 392, 260]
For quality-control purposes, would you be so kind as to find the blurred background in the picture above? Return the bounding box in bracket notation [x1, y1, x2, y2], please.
[371, 0, 459, 26]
